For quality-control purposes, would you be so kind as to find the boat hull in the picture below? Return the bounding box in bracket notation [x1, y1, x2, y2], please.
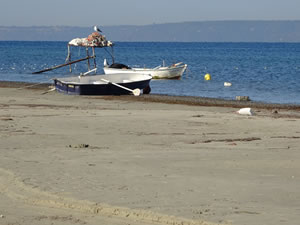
[103, 64, 187, 79]
[53, 73, 151, 95]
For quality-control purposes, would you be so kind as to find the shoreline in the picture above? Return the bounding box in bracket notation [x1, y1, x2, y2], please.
[1, 80, 300, 111]
[1, 83, 300, 225]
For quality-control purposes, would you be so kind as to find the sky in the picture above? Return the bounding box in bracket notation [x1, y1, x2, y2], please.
[1, 0, 300, 27]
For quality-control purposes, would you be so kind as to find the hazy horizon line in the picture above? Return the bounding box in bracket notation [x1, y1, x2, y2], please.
[1, 19, 300, 28]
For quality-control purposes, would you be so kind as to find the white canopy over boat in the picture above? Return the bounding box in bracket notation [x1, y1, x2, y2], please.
[68, 32, 113, 48]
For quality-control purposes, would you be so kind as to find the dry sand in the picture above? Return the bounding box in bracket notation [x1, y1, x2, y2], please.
[0, 83, 300, 225]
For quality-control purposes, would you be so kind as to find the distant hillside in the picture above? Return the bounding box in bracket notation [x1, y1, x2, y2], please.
[1, 21, 300, 42]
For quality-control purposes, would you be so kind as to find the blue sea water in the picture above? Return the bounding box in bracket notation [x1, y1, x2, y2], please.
[0, 41, 299, 104]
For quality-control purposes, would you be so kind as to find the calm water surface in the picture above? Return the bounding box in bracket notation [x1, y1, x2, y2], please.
[0, 41, 299, 104]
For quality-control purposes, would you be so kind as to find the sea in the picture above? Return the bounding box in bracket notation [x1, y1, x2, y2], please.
[0, 41, 299, 105]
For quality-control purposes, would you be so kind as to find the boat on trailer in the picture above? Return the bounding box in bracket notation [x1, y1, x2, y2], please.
[103, 61, 187, 79]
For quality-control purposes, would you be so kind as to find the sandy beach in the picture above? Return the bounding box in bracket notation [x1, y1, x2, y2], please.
[0, 82, 300, 225]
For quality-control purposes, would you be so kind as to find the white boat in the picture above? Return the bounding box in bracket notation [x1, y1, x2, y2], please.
[103, 61, 187, 79]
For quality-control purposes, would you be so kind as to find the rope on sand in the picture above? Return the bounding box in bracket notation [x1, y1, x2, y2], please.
[17, 79, 53, 90]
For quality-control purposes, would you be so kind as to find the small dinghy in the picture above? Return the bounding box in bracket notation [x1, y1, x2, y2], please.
[53, 73, 152, 96]
[103, 61, 187, 80]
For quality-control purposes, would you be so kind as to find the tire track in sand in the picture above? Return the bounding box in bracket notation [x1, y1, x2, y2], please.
[0, 168, 223, 225]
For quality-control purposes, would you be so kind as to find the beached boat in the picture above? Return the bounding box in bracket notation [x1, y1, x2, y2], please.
[33, 28, 153, 96]
[53, 73, 152, 96]
[103, 61, 187, 79]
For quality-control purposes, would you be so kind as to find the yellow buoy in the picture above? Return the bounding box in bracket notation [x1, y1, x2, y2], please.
[204, 73, 211, 81]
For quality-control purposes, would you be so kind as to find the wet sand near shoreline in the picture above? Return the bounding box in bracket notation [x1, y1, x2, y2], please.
[1, 80, 300, 111]
[0, 81, 300, 225]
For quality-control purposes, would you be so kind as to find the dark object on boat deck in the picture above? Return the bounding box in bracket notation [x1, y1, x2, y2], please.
[32, 56, 94, 74]
[109, 63, 131, 69]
